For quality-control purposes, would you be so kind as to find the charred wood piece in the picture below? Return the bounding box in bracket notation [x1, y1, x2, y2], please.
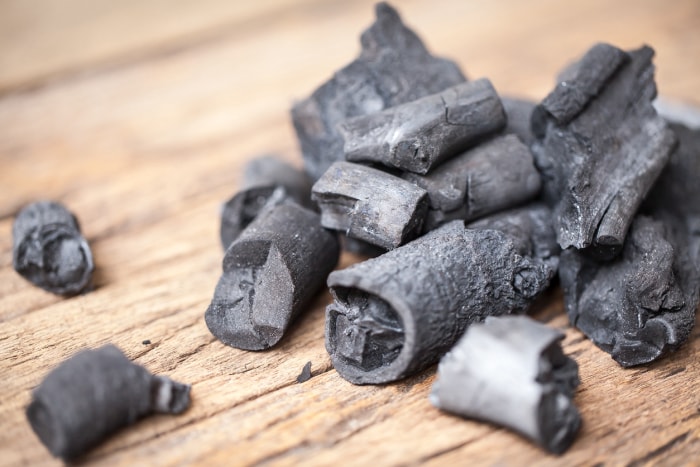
[206, 203, 339, 350]
[501, 97, 537, 146]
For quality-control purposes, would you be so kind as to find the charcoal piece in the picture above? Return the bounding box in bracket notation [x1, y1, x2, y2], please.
[531, 44, 676, 259]
[501, 97, 536, 146]
[12, 201, 94, 295]
[312, 161, 428, 250]
[430, 315, 581, 455]
[296, 361, 313, 383]
[339, 79, 506, 174]
[291, 2, 466, 180]
[220, 156, 312, 249]
[26, 344, 190, 461]
[206, 203, 339, 350]
[326, 221, 555, 384]
[142, 340, 151, 345]
[402, 135, 541, 229]
[561, 122, 700, 366]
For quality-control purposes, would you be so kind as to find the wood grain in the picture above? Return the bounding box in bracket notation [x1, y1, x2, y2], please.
[1, 0, 699, 465]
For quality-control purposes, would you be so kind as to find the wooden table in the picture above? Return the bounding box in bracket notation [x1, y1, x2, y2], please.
[1, 0, 699, 465]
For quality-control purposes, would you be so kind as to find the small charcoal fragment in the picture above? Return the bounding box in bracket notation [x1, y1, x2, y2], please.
[339, 79, 505, 174]
[561, 122, 700, 366]
[12, 200, 94, 295]
[291, 2, 466, 180]
[312, 161, 428, 250]
[531, 43, 676, 259]
[220, 155, 312, 249]
[430, 316, 581, 454]
[326, 221, 555, 384]
[501, 97, 537, 146]
[296, 361, 313, 383]
[26, 344, 190, 461]
[402, 135, 541, 230]
[206, 203, 339, 350]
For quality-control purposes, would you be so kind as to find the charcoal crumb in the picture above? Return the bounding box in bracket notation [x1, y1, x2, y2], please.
[142, 340, 151, 345]
[296, 361, 312, 383]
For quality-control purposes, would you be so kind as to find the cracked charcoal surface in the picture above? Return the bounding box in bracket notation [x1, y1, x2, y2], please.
[220, 155, 313, 249]
[339, 79, 505, 174]
[291, 2, 466, 180]
[206, 203, 339, 350]
[26, 345, 191, 461]
[560, 122, 700, 366]
[326, 221, 555, 385]
[312, 161, 428, 250]
[403, 134, 541, 230]
[531, 43, 676, 259]
[430, 315, 581, 455]
[13, 200, 94, 295]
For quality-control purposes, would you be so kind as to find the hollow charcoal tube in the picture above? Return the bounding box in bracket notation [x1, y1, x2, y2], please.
[26, 345, 191, 461]
[430, 316, 581, 455]
[207, 203, 339, 350]
[12, 201, 94, 295]
[339, 79, 506, 175]
[220, 156, 312, 249]
[326, 221, 554, 384]
[402, 135, 541, 230]
[312, 161, 428, 250]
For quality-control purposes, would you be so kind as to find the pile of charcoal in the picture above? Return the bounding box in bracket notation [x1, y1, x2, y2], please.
[17, 1, 699, 461]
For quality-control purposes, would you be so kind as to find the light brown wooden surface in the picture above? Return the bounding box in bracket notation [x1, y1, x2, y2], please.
[1, 0, 699, 465]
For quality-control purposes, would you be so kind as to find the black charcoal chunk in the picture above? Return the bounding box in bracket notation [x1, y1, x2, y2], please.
[291, 2, 466, 180]
[12, 201, 94, 295]
[220, 156, 312, 249]
[560, 122, 700, 366]
[339, 79, 505, 174]
[312, 161, 428, 250]
[430, 316, 581, 455]
[26, 344, 190, 461]
[296, 361, 313, 383]
[501, 97, 537, 146]
[326, 221, 555, 384]
[206, 203, 339, 350]
[531, 44, 676, 259]
[402, 135, 541, 230]
[142, 339, 151, 345]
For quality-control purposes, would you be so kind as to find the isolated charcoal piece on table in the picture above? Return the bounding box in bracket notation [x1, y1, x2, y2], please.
[312, 161, 428, 250]
[291, 2, 466, 180]
[26, 345, 190, 461]
[297, 361, 313, 383]
[206, 203, 339, 351]
[430, 315, 581, 454]
[326, 221, 555, 385]
[339, 79, 505, 174]
[402, 135, 541, 230]
[531, 43, 676, 259]
[220, 155, 313, 249]
[501, 97, 537, 146]
[12, 200, 94, 295]
[561, 122, 700, 366]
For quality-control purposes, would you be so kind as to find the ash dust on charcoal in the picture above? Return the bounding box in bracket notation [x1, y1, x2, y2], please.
[200, 2, 700, 456]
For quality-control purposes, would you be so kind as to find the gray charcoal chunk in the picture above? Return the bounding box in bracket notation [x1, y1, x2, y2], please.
[430, 316, 581, 455]
[296, 361, 313, 383]
[339, 79, 505, 174]
[531, 44, 676, 259]
[26, 344, 191, 461]
[312, 161, 428, 250]
[403, 134, 541, 229]
[501, 96, 537, 146]
[291, 2, 466, 180]
[326, 221, 555, 385]
[206, 203, 339, 350]
[13, 201, 94, 295]
[220, 156, 312, 249]
[560, 122, 700, 366]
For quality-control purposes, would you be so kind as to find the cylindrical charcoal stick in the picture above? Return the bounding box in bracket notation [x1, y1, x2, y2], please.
[430, 316, 581, 455]
[339, 79, 506, 174]
[326, 221, 554, 385]
[12, 200, 94, 295]
[26, 345, 191, 461]
[206, 203, 339, 350]
[220, 155, 313, 249]
[312, 161, 428, 250]
[403, 135, 541, 230]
